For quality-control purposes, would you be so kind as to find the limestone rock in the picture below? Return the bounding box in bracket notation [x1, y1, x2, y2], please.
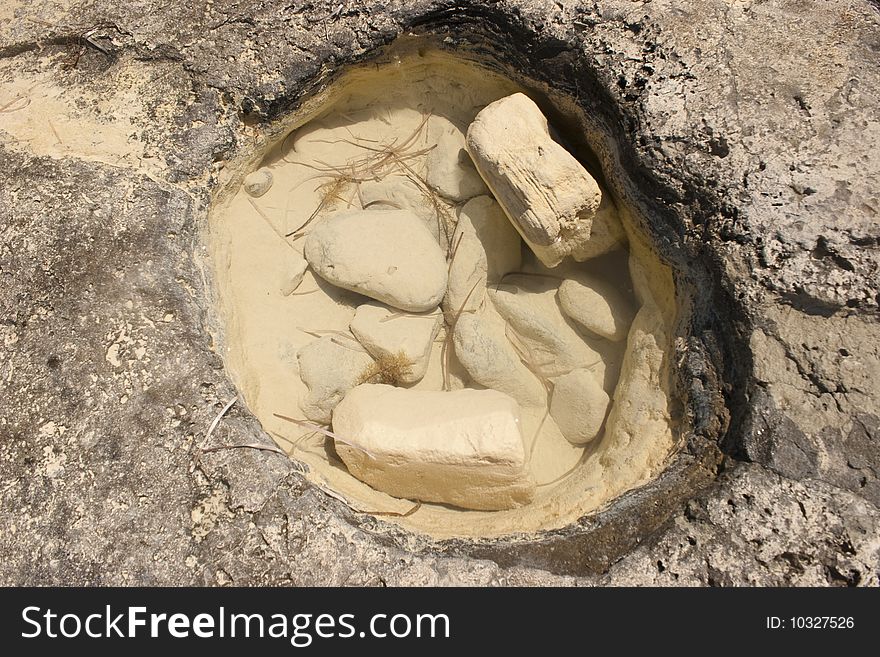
[296, 335, 374, 424]
[488, 274, 605, 380]
[466, 92, 623, 266]
[349, 302, 443, 385]
[425, 115, 490, 201]
[557, 272, 635, 342]
[332, 384, 536, 510]
[452, 307, 546, 408]
[576, 195, 627, 262]
[279, 251, 309, 296]
[457, 195, 522, 283]
[358, 175, 445, 244]
[443, 222, 487, 321]
[549, 368, 611, 445]
[443, 195, 522, 322]
[599, 304, 673, 486]
[303, 209, 448, 312]
[243, 168, 273, 197]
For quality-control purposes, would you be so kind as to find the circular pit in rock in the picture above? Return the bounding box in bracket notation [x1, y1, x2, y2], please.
[207, 40, 716, 553]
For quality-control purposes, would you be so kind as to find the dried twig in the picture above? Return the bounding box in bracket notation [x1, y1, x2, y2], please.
[202, 442, 286, 456]
[199, 396, 238, 452]
[536, 456, 594, 488]
[312, 483, 422, 518]
[47, 120, 62, 145]
[0, 95, 31, 114]
[273, 413, 375, 458]
[365, 500, 422, 517]
[248, 198, 296, 249]
[283, 114, 440, 240]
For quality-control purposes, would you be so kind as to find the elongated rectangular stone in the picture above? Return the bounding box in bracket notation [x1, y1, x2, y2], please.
[332, 384, 535, 510]
[466, 93, 624, 266]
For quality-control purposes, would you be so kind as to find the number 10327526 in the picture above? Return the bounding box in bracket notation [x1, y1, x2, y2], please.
[766, 617, 855, 629]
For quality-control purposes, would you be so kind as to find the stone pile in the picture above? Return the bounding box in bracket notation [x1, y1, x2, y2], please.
[283, 93, 637, 510]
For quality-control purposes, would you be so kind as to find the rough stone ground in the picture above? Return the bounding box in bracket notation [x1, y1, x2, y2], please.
[1, 0, 878, 585]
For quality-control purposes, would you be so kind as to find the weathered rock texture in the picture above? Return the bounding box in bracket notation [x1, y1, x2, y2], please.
[467, 92, 605, 265]
[0, 0, 878, 586]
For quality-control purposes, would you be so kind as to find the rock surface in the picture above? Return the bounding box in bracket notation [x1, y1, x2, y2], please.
[349, 303, 443, 385]
[425, 115, 490, 201]
[558, 273, 635, 342]
[332, 384, 535, 510]
[296, 336, 374, 424]
[304, 209, 448, 312]
[1, 0, 878, 586]
[549, 368, 611, 445]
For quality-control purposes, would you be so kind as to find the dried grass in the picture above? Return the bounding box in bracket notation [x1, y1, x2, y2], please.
[357, 351, 415, 386]
[282, 113, 456, 251]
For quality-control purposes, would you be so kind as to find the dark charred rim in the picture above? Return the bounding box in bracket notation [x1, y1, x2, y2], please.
[230, 2, 754, 576]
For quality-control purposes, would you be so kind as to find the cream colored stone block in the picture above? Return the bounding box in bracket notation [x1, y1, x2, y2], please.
[332, 384, 536, 510]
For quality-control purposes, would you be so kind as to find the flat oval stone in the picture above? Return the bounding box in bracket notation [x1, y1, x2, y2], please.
[557, 273, 635, 342]
[549, 367, 610, 445]
[243, 168, 273, 197]
[304, 209, 448, 312]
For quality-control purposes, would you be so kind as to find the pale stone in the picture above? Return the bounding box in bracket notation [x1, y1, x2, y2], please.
[332, 384, 535, 510]
[304, 209, 448, 312]
[466, 93, 624, 266]
[243, 168, 273, 197]
[279, 251, 309, 296]
[452, 306, 546, 408]
[549, 368, 611, 445]
[599, 305, 672, 481]
[358, 175, 445, 244]
[576, 195, 627, 262]
[349, 303, 443, 385]
[296, 335, 374, 424]
[457, 195, 522, 283]
[425, 115, 490, 201]
[599, 235, 675, 493]
[557, 272, 635, 342]
[442, 222, 487, 321]
[443, 195, 522, 323]
[488, 274, 605, 380]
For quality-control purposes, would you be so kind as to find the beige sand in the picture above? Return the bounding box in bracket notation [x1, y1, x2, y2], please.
[208, 47, 677, 538]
